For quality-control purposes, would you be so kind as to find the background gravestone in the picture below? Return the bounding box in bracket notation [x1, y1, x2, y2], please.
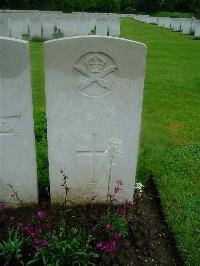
[30, 16, 42, 38]
[96, 19, 109, 36]
[0, 37, 38, 207]
[194, 20, 200, 37]
[45, 36, 146, 205]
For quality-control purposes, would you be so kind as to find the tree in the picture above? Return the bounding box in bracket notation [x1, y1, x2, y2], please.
[136, 0, 161, 13]
[191, 0, 200, 17]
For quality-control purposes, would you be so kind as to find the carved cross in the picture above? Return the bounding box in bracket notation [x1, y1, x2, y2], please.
[77, 133, 105, 183]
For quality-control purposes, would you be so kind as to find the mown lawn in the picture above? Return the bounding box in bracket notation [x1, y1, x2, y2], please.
[121, 18, 200, 265]
[30, 19, 200, 265]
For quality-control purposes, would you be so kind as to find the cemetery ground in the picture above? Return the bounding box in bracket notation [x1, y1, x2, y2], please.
[0, 18, 199, 265]
[31, 20, 199, 264]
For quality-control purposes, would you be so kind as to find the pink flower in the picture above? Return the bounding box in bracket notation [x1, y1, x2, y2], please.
[112, 233, 121, 240]
[105, 223, 112, 230]
[125, 200, 134, 207]
[35, 228, 43, 234]
[104, 240, 116, 253]
[96, 240, 117, 253]
[0, 203, 5, 212]
[118, 207, 126, 218]
[9, 216, 16, 222]
[107, 192, 114, 198]
[37, 211, 45, 219]
[96, 242, 103, 249]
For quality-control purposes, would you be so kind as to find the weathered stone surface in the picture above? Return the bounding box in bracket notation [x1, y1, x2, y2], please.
[171, 18, 181, 31]
[180, 19, 192, 34]
[45, 36, 146, 205]
[109, 19, 120, 37]
[96, 19, 108, 36]
[0, 37, 38, 207]
[194, 20, 200, 37]
[29, 16, 42, 38]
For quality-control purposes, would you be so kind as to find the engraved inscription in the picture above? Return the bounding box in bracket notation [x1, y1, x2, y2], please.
[74, 53, 117, 97]
[0, 115, 21, 135]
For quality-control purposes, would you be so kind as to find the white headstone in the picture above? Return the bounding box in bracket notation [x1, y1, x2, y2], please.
[0, 14, 9, 37]
[8, 17, 24, 39]
[96, 19, 108, 36]
[194, 20, 200, 37]
[29, 16, 42, 38]
[77, 17, 91, 36]
[0, 37, 38, 207]
[45, 36, 147, 205]
[56, 17, 78, 37]
[42, 16, 55, 40]
[163, 18, 171, 29]
[157, 17, 165, 27]
[181, 19, 192, 34]
[109, 19, 120, 37]
[171, 18, 181, 31]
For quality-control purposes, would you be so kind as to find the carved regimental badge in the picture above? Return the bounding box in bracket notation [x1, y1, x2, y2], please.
[74, 53, 117, 97]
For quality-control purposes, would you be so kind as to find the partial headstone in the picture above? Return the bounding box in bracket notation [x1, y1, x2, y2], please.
[191, 17, 196, 33]
[163, 18, 171, 29]
[45, 36, 147, 205]
[157, 17, 165, 27]
[109, 19, 120, 37]
[171, 18, 181, 31]
[42, 16, 55, 39]
[194, 20, 200, 37]
[181, 19, 192, 34]
[0, 37, 38, 207]
[0, 14, 9, 37]
[8, 17, 25, 39]
[96, 19, 108, 36]
[56, 16, 78, 37]
[29, 16, 42, 38]
[77, 17, 91, 36]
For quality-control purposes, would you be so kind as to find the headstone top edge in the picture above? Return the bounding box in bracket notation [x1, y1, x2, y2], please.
[0, 36, 28, 44]
[44, 36, 147, 50]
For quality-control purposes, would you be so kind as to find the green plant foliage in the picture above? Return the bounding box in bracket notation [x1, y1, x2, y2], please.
[28, 224, 98, 265]
[34, 108, 49, 197]
[98, 210, 128, 237]
[52, 31, 64, 39]
[0, 229, 25, 265]
[31, 36, 45, 42]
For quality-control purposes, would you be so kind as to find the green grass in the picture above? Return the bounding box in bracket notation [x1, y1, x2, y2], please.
[153, 11, 195, 18]
[121, 18, 200, 265]
[30, 20, 200, 265]
[30, 42, 49, 197]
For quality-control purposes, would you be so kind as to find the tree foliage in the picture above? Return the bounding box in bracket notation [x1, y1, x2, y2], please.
[0, 0, 198, 14]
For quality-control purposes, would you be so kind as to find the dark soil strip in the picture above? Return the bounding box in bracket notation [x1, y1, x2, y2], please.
[0, 180, 184, 265]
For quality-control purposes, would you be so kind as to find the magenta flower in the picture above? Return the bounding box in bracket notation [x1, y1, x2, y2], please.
[104, 240, 116, 253]
[96, 242, 103, 249]
[37, 211, 45, 219]
[107, 192, 114, 198]
[112, 233, 121, 240]
[9, 216, 16, 222]
[125, 200, 134, 207]
[0, 203, 5, 212]
[35, 228, 43, 234]
[105, 223, 112, 230]
[118, 207, 126, 218]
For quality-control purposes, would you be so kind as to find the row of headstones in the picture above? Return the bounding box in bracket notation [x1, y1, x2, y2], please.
[0, 9, 63, 14]
[132, 14, 200, 37]
[0, 13, 120, 39]
[0, 36, 146, 208]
